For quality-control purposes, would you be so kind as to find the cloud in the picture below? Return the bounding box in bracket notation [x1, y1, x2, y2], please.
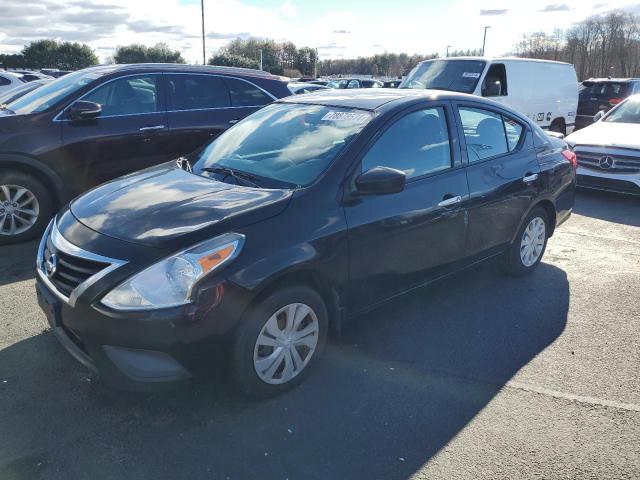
[206, 31, 251, 40]
[480, 9, 508, 15]
[540, 4, 572, 12]
[333, 29, 351, 34]
[127, 20, 187, 35]
[318, 42, 347, 50]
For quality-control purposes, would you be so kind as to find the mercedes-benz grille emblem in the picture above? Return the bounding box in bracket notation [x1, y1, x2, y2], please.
[45, 253, 58, 278]
[599, 156, 615, 169]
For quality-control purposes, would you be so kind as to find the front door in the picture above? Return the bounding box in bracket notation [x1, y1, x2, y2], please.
[455, 103, 542, 257]
[344, 103, 469, 313]
[61, 74, 170, 187]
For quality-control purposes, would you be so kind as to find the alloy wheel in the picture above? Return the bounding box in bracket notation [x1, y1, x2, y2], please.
[520, 216, 546, 267]
[0, 184, 40, 236]
[253, 302, 320, 385]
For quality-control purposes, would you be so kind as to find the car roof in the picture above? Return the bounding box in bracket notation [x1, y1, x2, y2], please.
[278, 88, 482, 111]
[82, 63, 285, 80]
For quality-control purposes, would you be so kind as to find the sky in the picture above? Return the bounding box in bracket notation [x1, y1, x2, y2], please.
[1, 0, 639, 64]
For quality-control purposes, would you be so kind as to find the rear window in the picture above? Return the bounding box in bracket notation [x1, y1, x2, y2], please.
[223, 77, 272, 107]
[580, 81, 630, 97]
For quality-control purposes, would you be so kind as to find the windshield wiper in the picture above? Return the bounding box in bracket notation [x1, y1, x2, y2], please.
[200, 166, 260, 188]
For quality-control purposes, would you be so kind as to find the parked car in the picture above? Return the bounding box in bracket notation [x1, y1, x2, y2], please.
[0, 63, 291, 244]
[401, 57, 578, 135]
[0, 78, 51, 107]
[0, 71, 25, 95]
[288, 82, 331, 94]
[566, 94, 640, 195]
[35, 89, 575, 397]
[10, 70, 54, 82]
[40, 69, 71, 78]
[334, 78, 384, 89]
[383, 80, 402, 88]
[575, 78, 640, 130]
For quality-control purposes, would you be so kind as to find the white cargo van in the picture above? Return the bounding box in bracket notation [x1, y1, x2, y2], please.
[401, 57, 578, 135]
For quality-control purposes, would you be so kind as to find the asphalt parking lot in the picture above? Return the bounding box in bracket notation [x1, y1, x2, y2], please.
[1, 190, 639, 480]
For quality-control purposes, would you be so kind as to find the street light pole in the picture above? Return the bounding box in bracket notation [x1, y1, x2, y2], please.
[482, 26, 491, 56]
[201, 0, 206, 65]
[446, 45, 452, 57]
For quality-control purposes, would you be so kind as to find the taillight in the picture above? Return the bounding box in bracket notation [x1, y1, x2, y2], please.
[608, 98, 623, 105]
[562, 149, 577, 169]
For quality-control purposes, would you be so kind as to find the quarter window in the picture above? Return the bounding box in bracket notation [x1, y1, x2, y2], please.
[362, 107, 452, 179]
[82, 75, 159, 116]
[223, 77, 272, 107]
[167, 75, 230, 110]
[459, 107, 523, 162]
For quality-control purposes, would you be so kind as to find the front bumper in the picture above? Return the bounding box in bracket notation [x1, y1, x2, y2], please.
[576, 166, 640, 196]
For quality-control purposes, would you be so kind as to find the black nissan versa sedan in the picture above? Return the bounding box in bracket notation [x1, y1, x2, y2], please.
[0, 63, 291, 244]
[36, 89, 576, 397]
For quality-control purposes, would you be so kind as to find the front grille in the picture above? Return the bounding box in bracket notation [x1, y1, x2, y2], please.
[576, 149, 640, 173]
[44, 237, 110, 297]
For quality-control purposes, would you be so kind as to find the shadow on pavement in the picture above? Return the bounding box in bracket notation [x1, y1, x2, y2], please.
[0, 240, 38, 287]
[0, 262, 569, 480]
[574, 189, 640, 227]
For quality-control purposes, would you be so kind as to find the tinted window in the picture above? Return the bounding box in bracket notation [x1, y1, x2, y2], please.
[581, 81, 630, 97]
[194, 104, 372, 187]
[83, 75, 159, 116]
[459, 107, 509, 161]
[362, 107, 452, 179]
[223, 77, 272, 107]
[167, 74, 230, 110]
[401, 59, 486, 94]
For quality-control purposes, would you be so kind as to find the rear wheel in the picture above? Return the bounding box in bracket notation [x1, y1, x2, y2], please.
[229, 285, 328, 398]
[501, 207, 549, 276]
[0, 171, 52, 245]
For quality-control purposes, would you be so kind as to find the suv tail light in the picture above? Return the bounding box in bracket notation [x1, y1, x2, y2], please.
[562, 149, 577, 169]
[608, 98, 623, 106]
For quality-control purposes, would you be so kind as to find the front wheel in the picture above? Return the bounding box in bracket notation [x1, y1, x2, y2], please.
[501, 207, 549, 276]
[229, 285, 328, 398]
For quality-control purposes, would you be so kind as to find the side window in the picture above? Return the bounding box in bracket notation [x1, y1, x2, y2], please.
[83, 75, 159, 116]
[167, 75, 230, 110]
[347, 80, 360, 89]
[481, 63, 507, 97]
[362, 107, 452, 179]
[223, 77, 272, 107]
[459, 107, 524, 162]
[0, 76, 11, 86]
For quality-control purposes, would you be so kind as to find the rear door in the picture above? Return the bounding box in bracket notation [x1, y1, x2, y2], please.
[60, 73, 170, 185]
[455, 102, 542, 258]
[345, 102, 469, 313]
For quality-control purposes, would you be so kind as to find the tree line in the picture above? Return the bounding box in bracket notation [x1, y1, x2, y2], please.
[317, 52, 438, 78]
[513, 10, 640, 79]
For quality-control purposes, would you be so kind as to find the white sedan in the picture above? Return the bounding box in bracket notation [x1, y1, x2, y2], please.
[566, 95, 640, 195]
[0, 72, 26, 95]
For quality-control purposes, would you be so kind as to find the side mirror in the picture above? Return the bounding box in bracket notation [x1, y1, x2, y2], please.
[593, 110, 605, 122]
[482, 80, 502, 97]
[355, 166, 406, 195]
[67, 100, 102, 121]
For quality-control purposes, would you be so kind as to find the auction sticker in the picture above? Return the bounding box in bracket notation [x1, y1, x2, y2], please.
[462, 72, 481, 78]
[322, 111, 371, 124]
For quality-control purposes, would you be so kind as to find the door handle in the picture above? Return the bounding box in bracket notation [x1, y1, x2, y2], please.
[139, 125, 165, 132]
[437, 195, 462, 207]
[523, 173, 539, 183]
[228, 119, 240, 124]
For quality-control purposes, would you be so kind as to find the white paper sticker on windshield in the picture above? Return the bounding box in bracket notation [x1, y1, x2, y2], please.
[322, 111, 370, 124]
[462, 72, 481, 78]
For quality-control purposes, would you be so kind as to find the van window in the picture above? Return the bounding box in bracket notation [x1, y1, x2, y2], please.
[362, 107, 452, 179]
[459, 107, 523, 162]
[481, 64, 507, 97]
[401, 59, 486, 94]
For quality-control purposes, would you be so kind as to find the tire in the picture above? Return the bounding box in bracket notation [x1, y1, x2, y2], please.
[0, 170, 53, 245]
[549, 119, 566, 136]
[501, 207, 549, 276]
[229, 285, 328, 398]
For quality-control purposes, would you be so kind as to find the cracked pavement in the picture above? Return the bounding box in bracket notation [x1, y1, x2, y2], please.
[0, 190, 638, 479]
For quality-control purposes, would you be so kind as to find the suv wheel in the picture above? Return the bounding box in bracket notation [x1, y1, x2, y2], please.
[501, 207, 549, 276]
[229, 285, 328, 398]
[0, 171, 52, 245]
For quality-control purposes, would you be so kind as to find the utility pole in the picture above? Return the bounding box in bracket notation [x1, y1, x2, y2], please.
[259, 49, 263, 71]
[482, 26, 491, 56]
[446, 45, 452, 57]
[201, 0, 206, 65]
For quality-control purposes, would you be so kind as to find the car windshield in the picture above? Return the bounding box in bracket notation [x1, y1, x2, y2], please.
[6, 68, 112, 115]
[401, 59, 486, 93]
[604, 96, 640, 124]
[193, 103, 373, 187]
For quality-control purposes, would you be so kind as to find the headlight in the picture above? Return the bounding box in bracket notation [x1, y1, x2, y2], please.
[101, 233, 244, 310]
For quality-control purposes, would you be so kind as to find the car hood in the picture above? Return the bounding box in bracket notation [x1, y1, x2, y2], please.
[70, 164, 293, 249]
[566, 122, 640, 150]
